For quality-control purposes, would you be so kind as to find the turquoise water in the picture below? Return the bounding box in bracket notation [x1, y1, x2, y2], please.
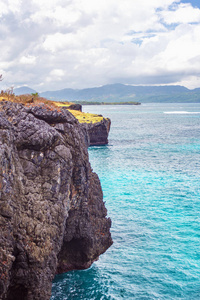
[51, 103, 200, 300]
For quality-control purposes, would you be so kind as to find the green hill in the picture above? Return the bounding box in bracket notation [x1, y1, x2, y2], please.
[14, 84, 200, 103]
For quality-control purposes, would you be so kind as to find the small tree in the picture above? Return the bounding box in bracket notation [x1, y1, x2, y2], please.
[31, 92, 39, 98]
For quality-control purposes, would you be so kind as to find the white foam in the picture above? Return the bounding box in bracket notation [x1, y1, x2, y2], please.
[164, 111, 200, 114]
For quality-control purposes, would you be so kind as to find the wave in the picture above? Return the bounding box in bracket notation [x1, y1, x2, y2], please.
[164, 111, 200, 114]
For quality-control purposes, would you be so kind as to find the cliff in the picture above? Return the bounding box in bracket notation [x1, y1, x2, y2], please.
[41, 101, 111, 147]
[80, 118, 111, 146]
[0, 101, 112, 300]
[64, 108, 111, 146]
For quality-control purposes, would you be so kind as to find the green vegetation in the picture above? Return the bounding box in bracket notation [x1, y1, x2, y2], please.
[38, 83, 200, 103]
[129, 93, 200, 103]
[67, 109, 105, 123]
[31, 92, 39, 98]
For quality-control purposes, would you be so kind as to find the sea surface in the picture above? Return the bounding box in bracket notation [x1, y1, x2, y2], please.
[51, 103, 200, 300]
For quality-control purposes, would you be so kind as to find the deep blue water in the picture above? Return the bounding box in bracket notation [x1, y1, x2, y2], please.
[51, 103, 200, 300]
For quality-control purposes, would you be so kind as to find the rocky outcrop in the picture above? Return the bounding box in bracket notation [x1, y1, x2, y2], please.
[66, 104, 82, 111]
[81, 118, 111, 146]
[63, 104, 111, 146]
[0, 101, 112, 300]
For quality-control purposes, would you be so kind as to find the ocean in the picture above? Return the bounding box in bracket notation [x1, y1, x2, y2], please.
[51, 103, 200, 300]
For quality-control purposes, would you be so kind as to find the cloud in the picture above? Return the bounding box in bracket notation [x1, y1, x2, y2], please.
[20, 55, 37, 65]
[161, 3, 200, 24]
[0, 0, 200, 91]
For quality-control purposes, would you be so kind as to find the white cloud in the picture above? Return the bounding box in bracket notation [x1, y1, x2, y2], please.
[0, 0, 21, 17]
[161, 3, 200, 24]
[43, 32, 83, 52]
[0, 0, 200, 90]
[176, 75, 200, 89]
[20, 55, 37, 65]
[50, 69, 65, 76]
[30, 5, 83, 28]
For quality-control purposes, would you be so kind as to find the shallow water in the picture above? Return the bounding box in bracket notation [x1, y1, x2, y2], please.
[51, 103, 200, 299]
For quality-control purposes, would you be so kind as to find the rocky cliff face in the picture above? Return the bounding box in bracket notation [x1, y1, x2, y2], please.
[0, 101, 112, 300]
[81, 118, 111, 146]
[62, 105, 111, 147]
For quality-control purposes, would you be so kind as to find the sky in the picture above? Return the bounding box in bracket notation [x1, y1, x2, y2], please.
[0, 0, 200, 92]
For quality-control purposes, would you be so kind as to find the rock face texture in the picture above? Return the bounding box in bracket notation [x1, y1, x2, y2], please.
[63, 104, 111, 146]
[0, 101, 112, 300]
[81, 118, 111, 146]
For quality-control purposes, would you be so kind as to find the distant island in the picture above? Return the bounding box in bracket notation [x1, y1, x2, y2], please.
[14, 83, 200, 103]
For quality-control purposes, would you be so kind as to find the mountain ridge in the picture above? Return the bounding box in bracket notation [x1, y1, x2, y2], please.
[14, 84, 200, 103]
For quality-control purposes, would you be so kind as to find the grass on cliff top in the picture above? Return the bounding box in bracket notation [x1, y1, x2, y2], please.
[68, 110, 104, 124]
[52, 101, 105, 123]
[0, 93, 104, 124]
[52, 101, 72, 107]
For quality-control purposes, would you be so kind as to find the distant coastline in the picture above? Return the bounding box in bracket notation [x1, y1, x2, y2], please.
[79, 101, 141, 105]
